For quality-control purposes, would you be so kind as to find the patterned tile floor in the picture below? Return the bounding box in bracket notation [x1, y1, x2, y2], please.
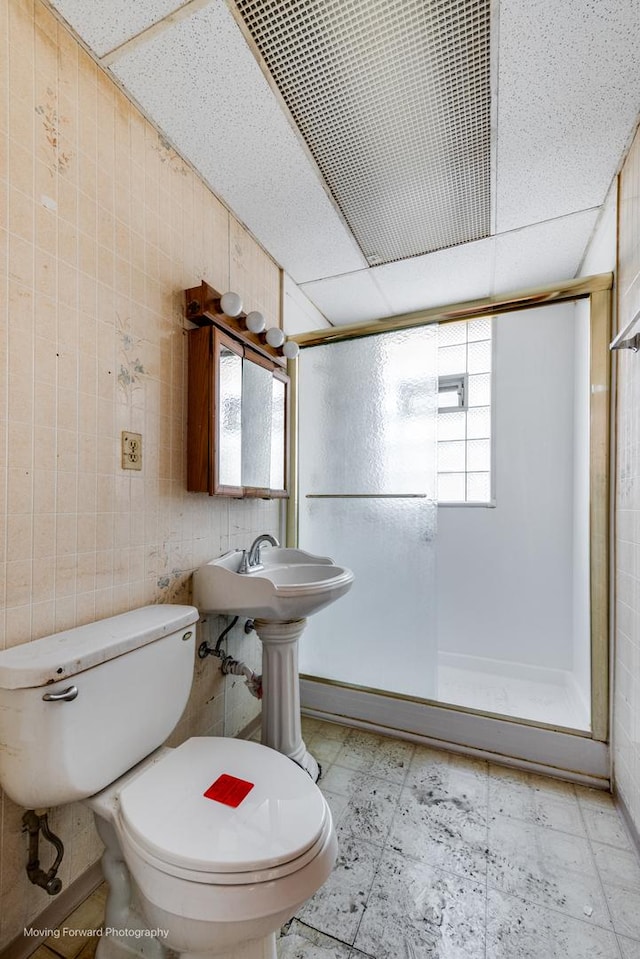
[281, 718, 640, 959]
[38, 720, 640, 959]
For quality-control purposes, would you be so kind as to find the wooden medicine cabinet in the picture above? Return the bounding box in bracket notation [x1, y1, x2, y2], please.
[186, 283, 289, 498]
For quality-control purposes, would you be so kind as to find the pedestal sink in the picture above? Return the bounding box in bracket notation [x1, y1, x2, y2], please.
[193, 547, 354, 780]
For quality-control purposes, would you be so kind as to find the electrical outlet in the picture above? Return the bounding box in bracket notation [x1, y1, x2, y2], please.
[121, 431, 142, 470]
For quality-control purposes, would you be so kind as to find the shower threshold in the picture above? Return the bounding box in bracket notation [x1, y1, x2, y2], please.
[299, 674, 606, 787]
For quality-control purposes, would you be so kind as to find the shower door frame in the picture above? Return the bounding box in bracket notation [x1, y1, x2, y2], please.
[286, 273, 612, 773]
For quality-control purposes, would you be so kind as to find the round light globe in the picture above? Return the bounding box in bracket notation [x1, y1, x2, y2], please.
[219, 291, 243, 317]
[265, 327, 285, 348]
[245, 310, 266, 334]
[282, 340, 300, 359]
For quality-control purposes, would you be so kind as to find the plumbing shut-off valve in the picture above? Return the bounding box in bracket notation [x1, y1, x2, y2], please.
[23, 809, 65, 895]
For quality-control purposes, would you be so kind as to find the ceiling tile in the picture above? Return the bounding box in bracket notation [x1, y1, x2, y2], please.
[298, 210, 599, 326]
[371, 238, 496, 315]
[492, 210, 600, 293]
[49, 0, 191, 57]
[110, 1, 367, 285]
[300, 271, 395, 326]
[496, 0, 640, 233]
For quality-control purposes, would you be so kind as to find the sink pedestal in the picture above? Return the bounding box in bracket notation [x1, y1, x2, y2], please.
[255, 617, 320, 782]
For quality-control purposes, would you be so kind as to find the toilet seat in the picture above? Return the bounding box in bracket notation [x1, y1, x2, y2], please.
[116, 737, 329, 885]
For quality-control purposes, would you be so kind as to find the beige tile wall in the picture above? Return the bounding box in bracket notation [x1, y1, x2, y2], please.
[0, 0, 281, 947]
[614, 123, 640, 836]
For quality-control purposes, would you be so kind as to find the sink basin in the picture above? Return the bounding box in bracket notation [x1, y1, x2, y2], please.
[193, 547, 354, 620]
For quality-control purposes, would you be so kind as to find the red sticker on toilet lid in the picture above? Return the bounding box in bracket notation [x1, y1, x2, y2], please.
[204, 774, 254, 807]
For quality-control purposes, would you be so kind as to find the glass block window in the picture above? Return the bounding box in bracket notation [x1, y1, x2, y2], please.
[438, 373, 467, 410]
[437, 318, 492, 504]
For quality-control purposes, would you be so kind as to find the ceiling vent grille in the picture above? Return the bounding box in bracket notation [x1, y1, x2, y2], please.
[232, 0, 492, 266]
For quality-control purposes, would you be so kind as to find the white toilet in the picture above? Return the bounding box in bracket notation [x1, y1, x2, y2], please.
[0, 605, 337, 959]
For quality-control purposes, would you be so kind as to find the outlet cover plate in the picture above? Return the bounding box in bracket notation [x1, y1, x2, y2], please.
[122, 431, 142, 470]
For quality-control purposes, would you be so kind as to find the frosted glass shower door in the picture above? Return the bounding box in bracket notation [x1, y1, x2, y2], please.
[298, 329, 438, 700]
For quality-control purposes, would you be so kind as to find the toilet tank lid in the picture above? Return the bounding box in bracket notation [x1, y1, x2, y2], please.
[0, 605, 199, 689]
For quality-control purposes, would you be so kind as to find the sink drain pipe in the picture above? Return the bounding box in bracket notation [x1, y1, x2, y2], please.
[221, 655, 262, 699]
[198, 617, 262, 699]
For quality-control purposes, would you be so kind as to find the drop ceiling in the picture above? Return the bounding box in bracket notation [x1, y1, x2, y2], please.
[47, 0, 640, 325]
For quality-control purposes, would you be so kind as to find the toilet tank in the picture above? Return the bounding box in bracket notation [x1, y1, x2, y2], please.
[0, 605, 198, 809]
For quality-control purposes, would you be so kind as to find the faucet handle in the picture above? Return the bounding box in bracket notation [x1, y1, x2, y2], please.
[238, 549, 250, 574]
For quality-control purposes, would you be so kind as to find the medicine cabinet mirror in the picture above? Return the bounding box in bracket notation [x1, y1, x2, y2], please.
[186, 294, 289, 499]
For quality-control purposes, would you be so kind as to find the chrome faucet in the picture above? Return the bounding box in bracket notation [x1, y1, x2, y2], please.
[241, 533, 280, 573]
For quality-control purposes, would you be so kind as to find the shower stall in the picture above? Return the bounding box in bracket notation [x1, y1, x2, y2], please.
[288, 275, 611, 781]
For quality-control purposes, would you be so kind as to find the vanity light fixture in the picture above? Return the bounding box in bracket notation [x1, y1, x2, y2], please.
[265, 327, 286, 348]
[245, 311, 266, 334]
[185, 281, 289, 365]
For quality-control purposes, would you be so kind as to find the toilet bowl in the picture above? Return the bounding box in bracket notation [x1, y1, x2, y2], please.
[0, 606, 338, 959]
[88, 737, 337, 959]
